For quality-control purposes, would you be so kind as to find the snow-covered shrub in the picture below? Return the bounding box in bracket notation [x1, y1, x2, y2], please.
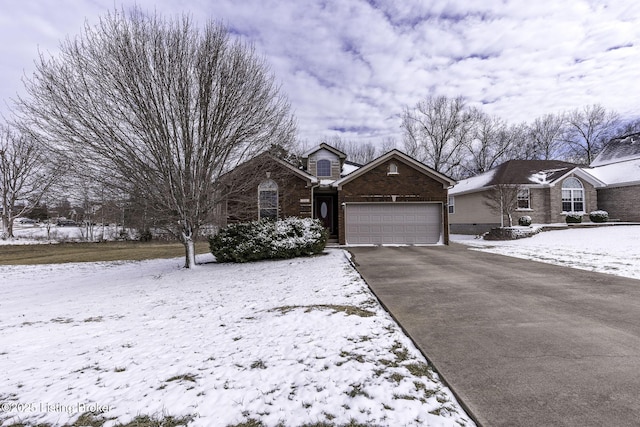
[484, 226, 541, 240]
[589, 210, 609, 223]
[209, 217, 328, 263]
[518, 215, 532, 226]
[565, 213, 583, 224]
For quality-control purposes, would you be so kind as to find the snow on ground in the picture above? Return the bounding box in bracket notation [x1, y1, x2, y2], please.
[453, 225, 640, 280]
[0, 250, 474, 427]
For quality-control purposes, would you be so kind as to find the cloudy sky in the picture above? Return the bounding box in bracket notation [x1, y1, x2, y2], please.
[1, 0, 639, 145]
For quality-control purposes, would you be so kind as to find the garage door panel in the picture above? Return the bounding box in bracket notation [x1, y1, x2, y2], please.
[345, 203, 442, 245]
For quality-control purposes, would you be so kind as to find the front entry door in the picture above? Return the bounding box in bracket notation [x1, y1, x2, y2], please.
[315, 196, 335, 235]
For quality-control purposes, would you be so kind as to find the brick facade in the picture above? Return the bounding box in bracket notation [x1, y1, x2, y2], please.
[519, 175, 599, 224]
[337, 159, 449, 244]
[221, 155, 313, 225]
[223, 149, 452, 245]
[597, 185, 640, 221]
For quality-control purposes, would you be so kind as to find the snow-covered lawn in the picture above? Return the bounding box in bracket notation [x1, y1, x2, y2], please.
[0, 250, 473, 427]
[453, 225, 640, 280]
[1, 224, 130, 245]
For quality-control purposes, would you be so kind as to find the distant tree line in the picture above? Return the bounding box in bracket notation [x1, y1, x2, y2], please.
[402, 96, 634, 180]
[312, 96, 637, 181]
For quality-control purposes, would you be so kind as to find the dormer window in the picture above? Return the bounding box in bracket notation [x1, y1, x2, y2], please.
[388, 162, 399, 175]
[317, 159, 331, 177]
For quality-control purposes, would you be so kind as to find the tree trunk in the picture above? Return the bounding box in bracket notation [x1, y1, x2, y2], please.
[7, 218, 14, 238]
[181, 222, 197, 269]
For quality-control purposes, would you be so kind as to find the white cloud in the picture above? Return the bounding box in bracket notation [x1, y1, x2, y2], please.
[1, 0, 640, 146]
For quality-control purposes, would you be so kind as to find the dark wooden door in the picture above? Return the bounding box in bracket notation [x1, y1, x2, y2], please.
[315, 196, 334, 234]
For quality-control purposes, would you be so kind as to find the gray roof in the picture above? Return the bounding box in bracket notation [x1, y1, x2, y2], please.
[485, 160, 579, 185]
[451, 160, 582, 195]
[591, 133, 640, 167]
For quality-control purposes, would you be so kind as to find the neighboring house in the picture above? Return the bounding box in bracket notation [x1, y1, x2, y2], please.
[449, 160, 605, 234]
[220, 143, 455, 245]
[587, 132, 640, 222]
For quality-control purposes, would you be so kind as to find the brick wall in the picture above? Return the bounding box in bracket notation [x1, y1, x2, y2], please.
[337, 159, 449, 244]
[222, 155, 312, 224]
[548, 175, 598, 223]
[597, 185, 640, 221]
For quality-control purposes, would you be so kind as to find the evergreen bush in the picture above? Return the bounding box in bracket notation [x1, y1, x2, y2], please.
[565, 213, 583, 224]
[209, 217, 328, 263]
[589, 210, 609, 223]
[518, 216, 532, 226]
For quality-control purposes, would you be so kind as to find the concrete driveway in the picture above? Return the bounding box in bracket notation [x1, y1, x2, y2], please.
[348, 244, 640, 427]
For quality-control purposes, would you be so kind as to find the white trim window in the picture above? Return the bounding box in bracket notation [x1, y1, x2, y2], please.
[317, 159, 331, 177]
[517, 188, 530, 210]
[448, 195, 455, 214]
[561, 177, 584, 213]
[258, 179, 278, 219]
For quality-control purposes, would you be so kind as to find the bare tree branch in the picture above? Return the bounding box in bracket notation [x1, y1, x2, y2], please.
[483, 184, 523, 228]
[0, 123, 64, 238]
[401, 95, 476, 179]
[563, 104, 619, 164]
[17, 8, 296, 267]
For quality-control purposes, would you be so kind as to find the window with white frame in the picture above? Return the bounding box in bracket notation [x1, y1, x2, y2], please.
[448, 195, 455, 214]
[258, 179, 278, 219]
[561, 177, 584, 213]
[316, 159, 331, 177]
[517, 188, 530, 209]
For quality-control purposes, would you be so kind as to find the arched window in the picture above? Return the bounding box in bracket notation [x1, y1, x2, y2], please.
[388, 162, 399, 175]
[561, 177, 584, 213]
[317, 159, 331, 177]
[258, 180, 278, 219]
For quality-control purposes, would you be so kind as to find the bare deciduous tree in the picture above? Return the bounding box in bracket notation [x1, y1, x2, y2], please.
[379, 137, 398, 154]
[402, 95, 476, 179]
[320, 136, 378, 164]
[483, 184, 524, 228]
[526, 113, 567, 160]
[0, 124, 62, 238]
[463, 112, 525, 177]
[18, 9, 296, 267]
[615, 117, 640, 137]
[563, 104, 619, 164]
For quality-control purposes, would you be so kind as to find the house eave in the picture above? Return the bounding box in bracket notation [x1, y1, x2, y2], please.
[270, 155, 318, 184]
[548, 167, 607, 188]
[302, 143, 347, 160]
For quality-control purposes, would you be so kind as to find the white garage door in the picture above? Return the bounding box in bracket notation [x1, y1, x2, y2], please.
[345, 203, 442, 245]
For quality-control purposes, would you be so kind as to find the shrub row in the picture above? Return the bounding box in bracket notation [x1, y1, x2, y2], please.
[209, 217, 328, 263]
[564, 210, 609, 224]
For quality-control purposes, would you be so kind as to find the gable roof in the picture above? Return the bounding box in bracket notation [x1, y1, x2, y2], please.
[332, 149, 455, 189]
[450, 160, 605, 196]
[223, 151, 318, 184]
[302, 143, 347, 160]
[269, 154, 318, 183]
[591, 132, 640, 167]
